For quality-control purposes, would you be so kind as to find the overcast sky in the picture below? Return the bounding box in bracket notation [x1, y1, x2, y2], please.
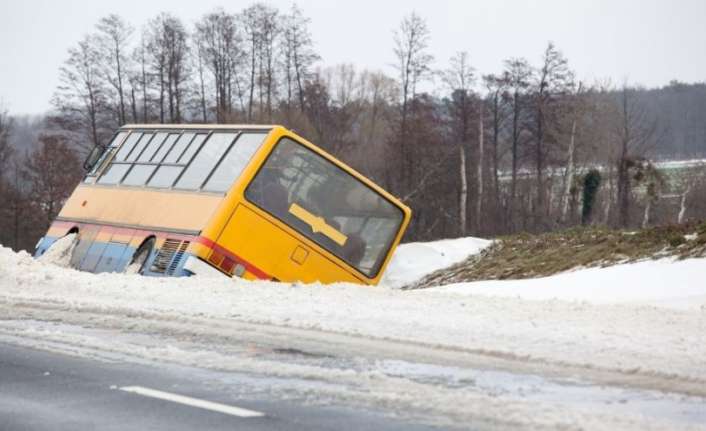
[1, 0, 704, 115]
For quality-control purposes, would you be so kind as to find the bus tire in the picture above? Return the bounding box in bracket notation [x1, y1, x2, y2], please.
[125, 237, 155, 275]
[38, 232, 79, 268]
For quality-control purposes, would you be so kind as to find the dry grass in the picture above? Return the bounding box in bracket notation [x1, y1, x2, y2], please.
[408, 221, 706, 290]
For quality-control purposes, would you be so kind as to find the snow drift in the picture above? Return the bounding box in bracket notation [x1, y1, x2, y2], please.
[1, 237, 705, 386]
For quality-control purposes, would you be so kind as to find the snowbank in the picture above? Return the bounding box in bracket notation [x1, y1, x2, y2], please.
[383, 236, 491, 287]
[1, 243, 705, 386]
[435, 258, 706, 310]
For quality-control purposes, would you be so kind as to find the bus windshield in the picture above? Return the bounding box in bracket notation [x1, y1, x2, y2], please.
[246, 137, 404, 277]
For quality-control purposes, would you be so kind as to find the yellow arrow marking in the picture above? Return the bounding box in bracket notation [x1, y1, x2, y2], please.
[288, 203, 348, 246]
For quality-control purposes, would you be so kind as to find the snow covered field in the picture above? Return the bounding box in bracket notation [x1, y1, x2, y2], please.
[1, 238, 705, 430]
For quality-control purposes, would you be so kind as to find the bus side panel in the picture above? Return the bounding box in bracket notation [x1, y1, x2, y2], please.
[215, 204, 363, 285]
[36, 220, 197, 277]
[70, 225, 100, 268]
[94, 242, 130, 273]
[79, 227, 113, 272]
[93, 227, 136, 273]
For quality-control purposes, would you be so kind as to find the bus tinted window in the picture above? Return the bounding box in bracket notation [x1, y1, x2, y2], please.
[245, 138, 403, 277]
[203, 133, 265, 193]
[114, 132, 143, 161]
[151, 133, 179, 163]
[88, 132, 127, 177]
[175, 133, 237, 190]
[122, 165, 157, 186]
[109, 132, 128, 148]
[138, 132, 167, 162]
[148, 166, 183, 188]
[97, 163, 130, 185]
[126, 133, 154, 162]
[177, 134, 207, 164]
[163, 133, 194, 164]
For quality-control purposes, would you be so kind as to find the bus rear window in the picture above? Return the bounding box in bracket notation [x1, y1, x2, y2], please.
[245, 138, 404, 278]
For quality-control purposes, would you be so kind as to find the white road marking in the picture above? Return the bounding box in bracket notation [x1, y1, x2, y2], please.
[119, 386, 265, 418]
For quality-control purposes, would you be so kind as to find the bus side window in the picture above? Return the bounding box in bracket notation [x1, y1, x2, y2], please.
[151, 134, 180, 163]
[177, 134, 208, 164]
[174, 133, 236, 190]
[163, 133, 196, 164]
[203, 133, 265, 193]
[114, 133, 143, 161]
[125, 133, 154, 162]
[137, 133, 168, 162]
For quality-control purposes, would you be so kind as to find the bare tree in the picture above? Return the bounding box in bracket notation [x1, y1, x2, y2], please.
[241, 4, 262, 121]
[132, 31, 152, 122]
[240, 4, 281, 122]
[559, 82, 586, 222]
[392, 12, 434, 192]
[532, 42, 573, 220]
[195, 9, 243, 123]
[443, 51, 475, 235]
[614, 85, 658, 227]
[503, 58, 532, 229]
[146, 13, 190, 123]
[53, 35, 111, 151]
[280, 4, 319, 113]
[482, 74, 509, 224]
[394, 12, 433, 137]
[259, 6, 279, 122]
[96, 14, 134, 125]
[22, 134, 83, 228]
[0, 106, 13, 172]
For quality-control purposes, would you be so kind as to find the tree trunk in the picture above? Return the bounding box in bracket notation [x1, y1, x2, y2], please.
[158, 64, 165, 123]
[459, 144, 467, 236]
[642, 199, 652, 228]
[115, 44, 126, 125]
[509, 91, 519, 231]
[130, 88, 138, 122]
[141, 49, 148, 122]
[603, 164, 614, 225]
[492, 95, 500, 218]
[617, 157, 630, 227]
[678, 185, 690, 224]
[535, 109, 544, 221]
[248, 40, 256, 122]
[561, 119, 577, 221]
[476, 102, 484, 234]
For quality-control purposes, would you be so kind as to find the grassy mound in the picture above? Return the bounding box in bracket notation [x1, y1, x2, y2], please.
[408, 221, 706, 289]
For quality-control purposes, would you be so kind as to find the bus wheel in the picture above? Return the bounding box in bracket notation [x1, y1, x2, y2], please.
[125, 238, 155, 275]
[38, 232, 78, 268]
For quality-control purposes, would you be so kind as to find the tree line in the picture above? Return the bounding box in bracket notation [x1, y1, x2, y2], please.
[2, 5, 706, 252]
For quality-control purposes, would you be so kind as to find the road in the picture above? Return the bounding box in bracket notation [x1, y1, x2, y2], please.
[1, 300, 705, 430]
[0, 343, 439, 431]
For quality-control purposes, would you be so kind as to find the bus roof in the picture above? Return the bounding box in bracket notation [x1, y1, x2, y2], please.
[120, 124, 277, 131]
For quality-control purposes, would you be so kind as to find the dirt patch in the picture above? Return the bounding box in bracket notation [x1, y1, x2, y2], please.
[408, 221, 706, 289]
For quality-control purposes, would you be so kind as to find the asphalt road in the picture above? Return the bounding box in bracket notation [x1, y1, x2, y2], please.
[0, 343, 444, 431]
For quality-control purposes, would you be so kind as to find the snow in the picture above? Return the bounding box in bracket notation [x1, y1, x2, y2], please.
[382, 236, 491, 287]
[2, 237, 706, 430]
[435, 258, 706, 310]
[36, 233, 75, 268]
[1, 241, 705, 383]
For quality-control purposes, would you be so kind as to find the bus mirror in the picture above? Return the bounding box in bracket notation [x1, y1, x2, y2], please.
[83, 146, 103, 171]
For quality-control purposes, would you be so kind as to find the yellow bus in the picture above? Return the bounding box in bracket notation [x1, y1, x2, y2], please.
[34, 125, 411, 285]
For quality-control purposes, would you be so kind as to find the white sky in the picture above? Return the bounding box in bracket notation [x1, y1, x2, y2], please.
[1, 0, 704, 114]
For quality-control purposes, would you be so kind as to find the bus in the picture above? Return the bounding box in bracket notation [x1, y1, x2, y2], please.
[33, 125, 411, 285]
